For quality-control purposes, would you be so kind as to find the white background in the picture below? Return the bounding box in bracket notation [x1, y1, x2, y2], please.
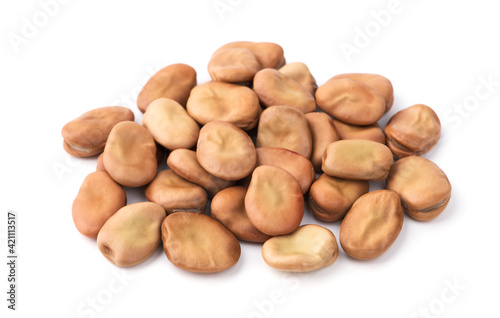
[1, 0, 499, 317]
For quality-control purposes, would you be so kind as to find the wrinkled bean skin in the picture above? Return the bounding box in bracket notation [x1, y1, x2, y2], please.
[386, 156, 451, 221]
[385, 104, 441, 159]
[279, 62, 318, 95]
[62, 106, 134, 157]
[208, 48, 261, 83]
[322, 140, 393, 181]
[340, 190, 404, 260]
[103, 122, 157, 187]
[197, 121, 257, 181]
[72, 171, 126, 239]
[253, 68, 316, 113]
[142, 98, 200, 150]
[187, 82, 261, 131]
[262, 224, 339, 272]
[305, 112, 340, 172]
[316, 78, 386, 125]
[145, 170, 208, 214]
[214, 41, 285, 69]
[256, 106, 312, 159]
[308, 174, 369, 222]
[329, 73, 394, 112]
[167, 149, 234, 197]
[161, 212, 241, 273]
[97, 202, 166, 267]
[137, 63, 197, 112]
[211, 186, 271, 243]
[245, 165, 304, 236]
[333, 119, 386, 144]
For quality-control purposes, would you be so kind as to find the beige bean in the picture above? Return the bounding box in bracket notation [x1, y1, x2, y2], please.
[316, 78, 386, 125]
[386, 156, 451, 221]
[322, 140, 393, 181]
[384, 104, 441, 158]
[142, 98, 199, 150]
[255, 147, 315, 194]
[96, 153, 106, 172]
[211, 186, 271, 243]
[137, 63, 196, 112]
[197, 121, 257, 181]
[340, 190, 403, 260]
[187, 81, 261, 130]
[208, 48, 261, 83]
[72, 171, 126, 239]
[245, 165, 304, 236]
[62, 106, 134, 157]
[161, 212, 241, 273]
[305, 112, 340, 172]
[333, 119, 386, 144]
[97, 202, 166, 267]
[145, 170, 208, 214]
[256, 105, 312, 159]
[329, 73, 394, 112]
[262, 224, 339, 272]
[279, 62, 317, 95]
[103, 122, 157, 187]
[167, 149, 234, 197]
[215, 41, 285, 69]
[253, 68, 316, 113]
[308, 174, 369, 222]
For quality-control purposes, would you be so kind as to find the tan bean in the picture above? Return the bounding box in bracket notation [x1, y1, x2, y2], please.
[137, 63, 196, 113]
[308, 174, 369, 222]
[197, 121, 257, 181]
[208, 48, 261, 83]
[279, 62, 317, 95]
[97, 202, 166, 267]
[145, 170, 208, 214]
[322, 140, 393, 181]
[96, 153, 106, 172]
[384, 104, 441, 158]
[161, 212, 241, 273]
[211, 186, 271, 243]
[215, 41, 285, 69]
[329, 73, 394, 112]
[253, 68, 316, 113]
[103, 122, 157, 187]
[386, 156, 451, 221]
[262, 224, 339, 272]
[332, 119, 386, 144]
[72, 171, 126, 239]
[142, 98, 199, 150]
[187, 82, 261, 130]
[245, 165, 304, 236]
[255, 147, 315, 194]
[62, 106, 134, 157]
[167, 149, 234, 197]
[256, 105, 312, 158]
[316, 78, 386, 125]
[305, 112, 340, 172]
[340, 190, 403, 260]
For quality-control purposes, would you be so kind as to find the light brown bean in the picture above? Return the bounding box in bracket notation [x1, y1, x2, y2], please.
[340, 190, 403, 260]
[161, 212, 241, 273]
[279, 62, 317, 95]
[62, 106, 134, 157]
[386, 156, 451, 221]
[103, 122, 157, 187]
[333, 119, 386, 144]
[305, 112, 340, 172]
